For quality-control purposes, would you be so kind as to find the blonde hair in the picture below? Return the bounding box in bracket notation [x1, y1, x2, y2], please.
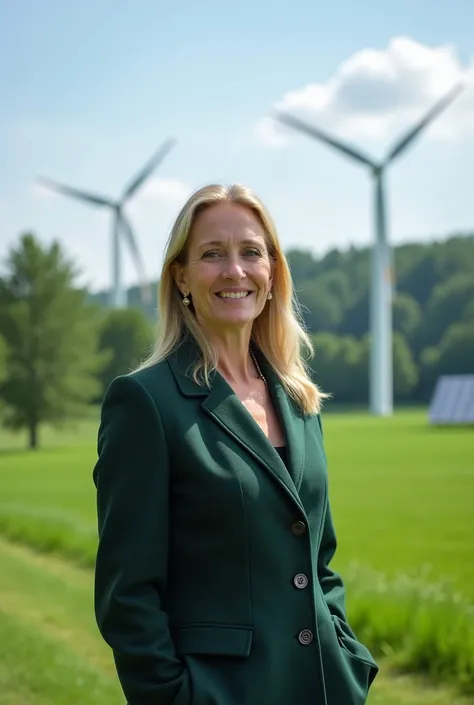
[137, 183, 327, 415]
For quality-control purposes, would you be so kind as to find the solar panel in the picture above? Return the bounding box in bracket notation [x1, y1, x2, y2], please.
[429, 375, 474, 425]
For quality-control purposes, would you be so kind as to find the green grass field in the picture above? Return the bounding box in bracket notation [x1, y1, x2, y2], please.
[0, 408, 473, 705]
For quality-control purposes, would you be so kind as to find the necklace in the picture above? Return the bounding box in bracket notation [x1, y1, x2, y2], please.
[249, 347, 267, 387]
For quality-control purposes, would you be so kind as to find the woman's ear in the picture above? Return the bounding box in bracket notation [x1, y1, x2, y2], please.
[268, 268, 274, 293]
[171, 262, 188, 295]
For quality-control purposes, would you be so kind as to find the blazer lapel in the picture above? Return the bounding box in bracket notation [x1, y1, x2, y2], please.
[255, 347, 306, 494]
[167, 337, 305, 509]
[202, 378, 303, 508]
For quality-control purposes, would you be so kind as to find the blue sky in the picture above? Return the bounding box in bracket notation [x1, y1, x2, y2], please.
[1, 1, 474, 293]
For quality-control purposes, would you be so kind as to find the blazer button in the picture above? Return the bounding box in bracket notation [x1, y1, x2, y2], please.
[291, 520, 307, 536]
[298, 629, 314, 645]
[294, 573, 309, 589]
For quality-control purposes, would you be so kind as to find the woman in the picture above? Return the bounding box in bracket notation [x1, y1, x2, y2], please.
[93, 184, 379, 705]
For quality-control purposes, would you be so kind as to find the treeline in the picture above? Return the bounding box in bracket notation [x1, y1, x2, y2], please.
[285, 235, 474, 403]
[1, 231, 473, 448]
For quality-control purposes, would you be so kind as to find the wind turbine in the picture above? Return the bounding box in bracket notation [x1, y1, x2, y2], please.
[38, 137, 177, 309]
[274, 83, 464, 417]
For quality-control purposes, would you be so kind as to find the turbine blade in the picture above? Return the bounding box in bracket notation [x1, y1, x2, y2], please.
[121, 137, 177, 202]
[119, 216, 152, 304]
[36, 177, 114, 207]
[273, 111, 376, 168]
[385, 83, 465, 164]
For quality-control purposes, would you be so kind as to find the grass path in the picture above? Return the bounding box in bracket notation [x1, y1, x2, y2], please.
[0, 538, 123, 704]
[0, 610, 121, 705]
[0, 538, 472, 705]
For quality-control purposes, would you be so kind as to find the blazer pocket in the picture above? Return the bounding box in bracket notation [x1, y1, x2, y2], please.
[173, 624, 254, 658]
[332, 615, 379, 686]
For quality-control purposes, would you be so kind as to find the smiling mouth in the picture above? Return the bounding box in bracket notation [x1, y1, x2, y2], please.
[215, 291, 252, 299]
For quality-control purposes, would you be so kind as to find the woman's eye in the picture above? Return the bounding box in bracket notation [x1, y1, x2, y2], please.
[202, 251, 221, 259]
[201, 249, 261, 259]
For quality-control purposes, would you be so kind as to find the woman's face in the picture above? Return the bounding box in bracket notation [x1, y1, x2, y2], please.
[174, 203, 273, 334]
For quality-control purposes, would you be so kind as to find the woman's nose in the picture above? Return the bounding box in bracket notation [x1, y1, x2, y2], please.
[223, 257, 245, 280]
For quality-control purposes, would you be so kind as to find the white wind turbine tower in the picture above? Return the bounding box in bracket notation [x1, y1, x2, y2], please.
[274, 83, 464, 417]
[38, 137, 177, 309]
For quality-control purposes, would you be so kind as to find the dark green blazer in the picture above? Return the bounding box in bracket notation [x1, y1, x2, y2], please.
[93, 338, 378, 705]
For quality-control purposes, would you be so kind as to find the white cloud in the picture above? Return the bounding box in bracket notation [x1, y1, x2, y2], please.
[254, 116, 288, 147]
[256, 37, 474, 147]
[138, 177, 192, 203]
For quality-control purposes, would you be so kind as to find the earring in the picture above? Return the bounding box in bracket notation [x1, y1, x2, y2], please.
[182, 291, 190, 307]
[267, 291, 273, 300]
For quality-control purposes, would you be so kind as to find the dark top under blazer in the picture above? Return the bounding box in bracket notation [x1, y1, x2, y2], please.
[93, 338, 379, 705]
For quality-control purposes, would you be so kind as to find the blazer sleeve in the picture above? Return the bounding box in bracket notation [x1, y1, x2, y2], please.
[315, 414, 356, 634]
[93, 374, 190, 705]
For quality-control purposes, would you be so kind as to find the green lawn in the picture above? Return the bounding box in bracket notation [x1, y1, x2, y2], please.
[0, 408, 473, 704]
[2, 409, 473, 596]
[324, 410, 474, 598]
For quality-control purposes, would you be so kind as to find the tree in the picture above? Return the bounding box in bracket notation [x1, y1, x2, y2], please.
[392, 332, 419, 400]
[296, 280, 343, 333]
[419, 321, 474, 401]
[0, 233, 105, 449]
[310, 332, 345, 399]
[0, 336, 7, 385]
[310, 333, 366, 404]
[98, 308, 155, 395]
[330, 332, 417, 404]
[0, 336, 7, 419]
[435, 234, 474, 281]
[317, 270, 352, 309]
[340, 292, 369, 338]
[462, 298, 474, 324]
[418, 273, 474, 350]
[395, 246, 438, 307]
[395, 235, 474, 309]
[286, 248, 319, 282]
[358, 333, 418, 402]
[392, 293, 422, 344]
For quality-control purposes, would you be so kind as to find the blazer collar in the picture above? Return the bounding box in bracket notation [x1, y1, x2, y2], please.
[167, 336, 305, 508]
[166, 336, 209, 397]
